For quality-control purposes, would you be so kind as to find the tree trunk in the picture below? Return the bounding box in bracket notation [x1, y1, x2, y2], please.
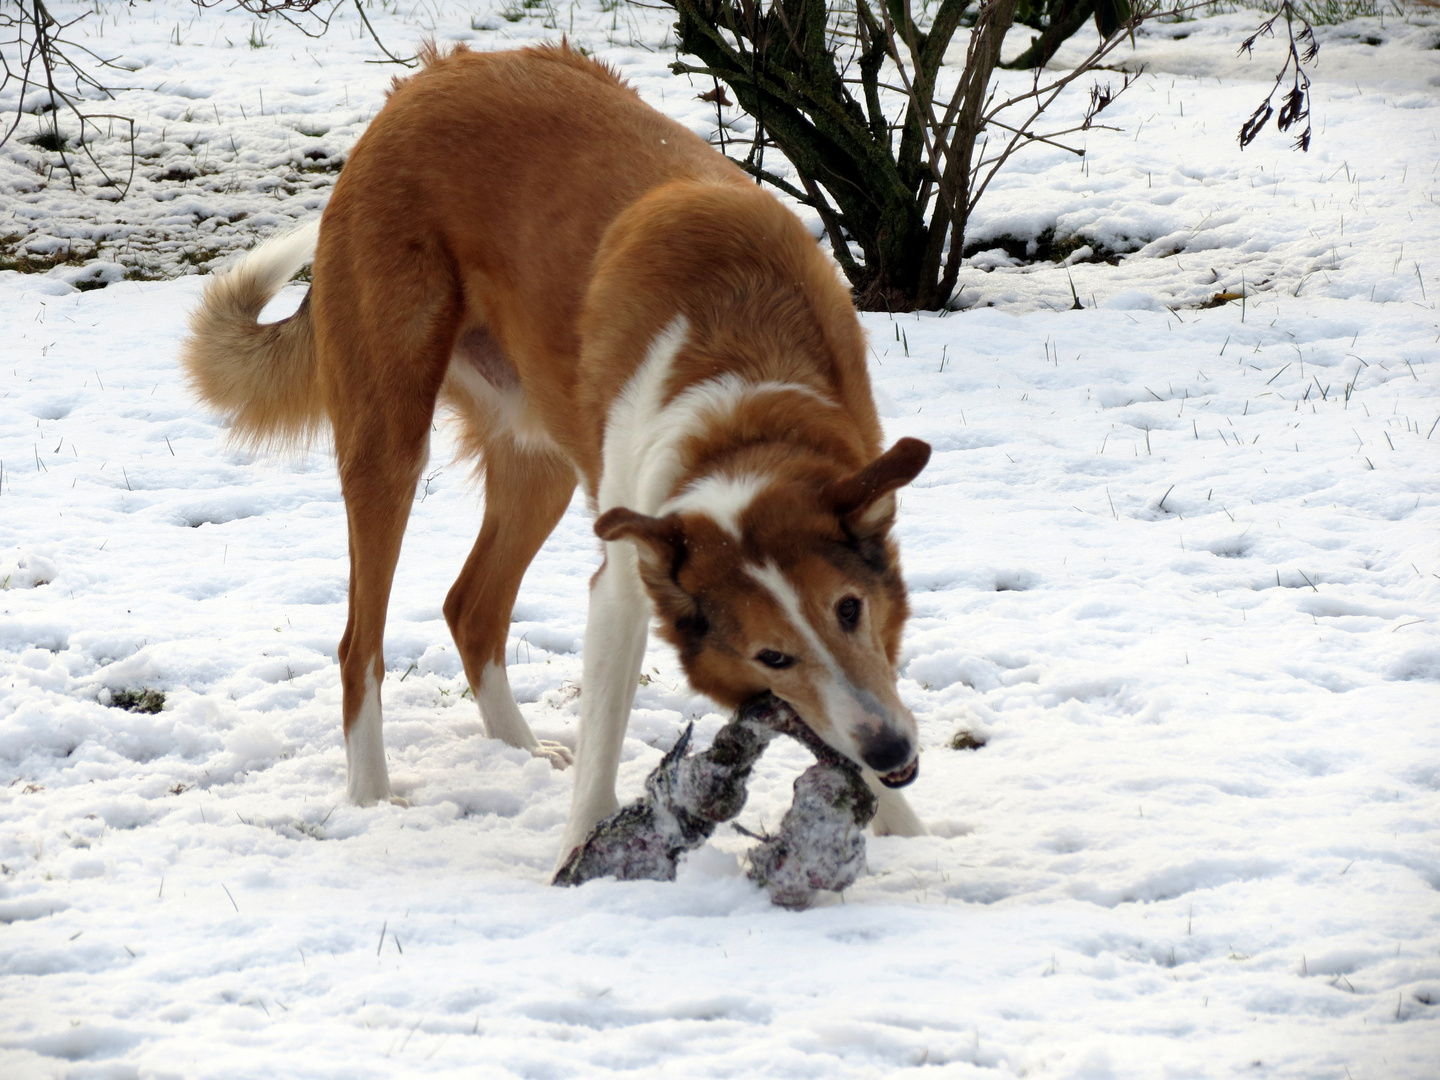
[669, 0, 1015, 311]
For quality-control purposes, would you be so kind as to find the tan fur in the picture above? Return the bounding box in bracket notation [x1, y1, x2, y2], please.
[182, 43, 930, 831]
[598, 439, 927, 748]
[181, 240, 321, 449]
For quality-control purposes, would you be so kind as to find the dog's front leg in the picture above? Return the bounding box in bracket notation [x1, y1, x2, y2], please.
[554, 542, 651, 871]
[863, 772, 927, 837]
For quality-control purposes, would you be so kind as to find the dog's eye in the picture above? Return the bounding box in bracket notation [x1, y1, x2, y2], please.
[836, 596, 861, 630]
[755, 649, 796, 670]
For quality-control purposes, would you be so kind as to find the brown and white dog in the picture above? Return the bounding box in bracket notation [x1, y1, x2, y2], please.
[182, 43, 931, 869]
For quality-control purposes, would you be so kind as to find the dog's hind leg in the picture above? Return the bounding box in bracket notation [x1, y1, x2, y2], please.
[444, 440, 576, 768]
[321, 289, 454, 806]
[334, 421, 436, 805]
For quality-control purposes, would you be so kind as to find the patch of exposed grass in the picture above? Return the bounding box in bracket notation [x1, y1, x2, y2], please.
[110, 688, 166, 714]
[965, 227, 1128, 267]
[175, 243, 231, 271]
[23, 129, 68, 153]
[154, 164, 199, 182]
[0, 234, 94, 274]
[122, 263, 168, 283]
[949, 730, 988, 751]
[297, 148, 344, 174]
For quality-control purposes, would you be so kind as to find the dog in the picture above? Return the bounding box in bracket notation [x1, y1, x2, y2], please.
[182, 42, 931, 870]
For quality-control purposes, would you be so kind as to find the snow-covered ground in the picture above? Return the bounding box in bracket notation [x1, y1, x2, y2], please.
[2, 2, 1439, 1077]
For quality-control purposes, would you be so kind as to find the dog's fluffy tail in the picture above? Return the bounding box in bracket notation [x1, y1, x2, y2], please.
[182, 220, 324, 448]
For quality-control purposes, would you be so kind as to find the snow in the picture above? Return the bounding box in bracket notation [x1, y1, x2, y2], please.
[2, 1, 1439, 1077]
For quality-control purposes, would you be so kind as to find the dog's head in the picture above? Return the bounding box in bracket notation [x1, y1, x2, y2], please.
[596, 437, 930, 786]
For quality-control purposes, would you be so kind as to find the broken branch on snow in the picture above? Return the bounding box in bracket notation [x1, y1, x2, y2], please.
[552, 693, 877, 909]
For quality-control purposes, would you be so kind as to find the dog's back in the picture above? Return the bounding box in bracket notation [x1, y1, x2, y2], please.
[316, 43, 742, 397]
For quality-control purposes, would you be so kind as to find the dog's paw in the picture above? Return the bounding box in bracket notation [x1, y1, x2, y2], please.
[386, 794, 411, 808]
[868, 789, 927, 837]
[532, 741, 574, 770]
[870, 808, 927, 838]
[348, 782, 392, 807]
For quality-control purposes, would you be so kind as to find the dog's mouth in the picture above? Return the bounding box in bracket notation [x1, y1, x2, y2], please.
[877, 757, 919, 789]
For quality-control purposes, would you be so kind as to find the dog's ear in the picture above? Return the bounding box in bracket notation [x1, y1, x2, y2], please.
[594, 508, 699, 622]
[825, 437, 931, 540]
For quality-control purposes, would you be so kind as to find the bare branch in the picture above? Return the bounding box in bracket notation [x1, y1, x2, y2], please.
[1237, 1, 1315, 151]
[666, 0, 1319, 309]
[1, 0, 137, 193]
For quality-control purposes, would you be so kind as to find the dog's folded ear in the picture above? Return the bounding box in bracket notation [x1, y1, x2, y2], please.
[594, 508, 699, 622]
[825, 437, 931, 538]
[595, 507, 684, 554]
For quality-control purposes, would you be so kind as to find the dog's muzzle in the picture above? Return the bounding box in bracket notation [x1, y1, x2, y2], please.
[877, 757, 919, 788]
[860, 729, 917, 787]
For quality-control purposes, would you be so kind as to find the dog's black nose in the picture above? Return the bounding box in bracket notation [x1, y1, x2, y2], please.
[859, 730, 913, 775]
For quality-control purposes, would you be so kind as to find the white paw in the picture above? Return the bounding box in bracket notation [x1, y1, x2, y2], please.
[532, 740, 574, 770]
[348, 782, 391, 807]
[871, 814, 900, 837]
[349, 787, 409, 808]
[871, 810, 927, 838]
[868, 792, 928, 838]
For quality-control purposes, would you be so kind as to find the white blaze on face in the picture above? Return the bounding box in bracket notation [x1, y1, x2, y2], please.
[746, 561, 873, 761]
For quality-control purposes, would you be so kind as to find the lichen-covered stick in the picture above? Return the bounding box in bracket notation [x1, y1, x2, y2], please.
[743, 756, 877, 910]
[552, 694, 878, 909]
[551, 705, 777, 886]
[735, 697, 878, 908]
